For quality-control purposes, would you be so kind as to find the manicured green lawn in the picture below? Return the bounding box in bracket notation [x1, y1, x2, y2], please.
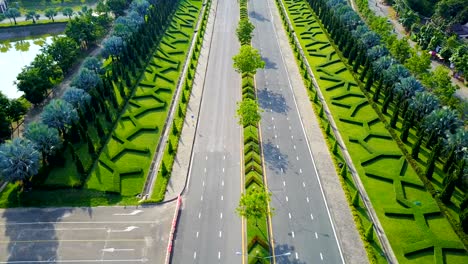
[85, 0, 203, 196]
[280, 0, 467, 262]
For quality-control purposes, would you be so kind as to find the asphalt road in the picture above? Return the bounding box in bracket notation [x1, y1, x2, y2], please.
[0, 204, 174, 263]
[171, 0, 243, 263]
[249, 0, 345, 263]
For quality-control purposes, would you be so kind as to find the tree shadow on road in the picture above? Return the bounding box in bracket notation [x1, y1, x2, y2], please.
[258, 88, 290, 115]
[274, 243, 306, 264]
[262, 140, 288, 173]
[261, 56, 277, 70]
[1, 207, 74, 262]
[249, 11, 270, 22]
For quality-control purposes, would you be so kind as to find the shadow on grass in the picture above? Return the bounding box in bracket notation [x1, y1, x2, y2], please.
[262, 140, 288, 173]
[258, 88, 290, 115]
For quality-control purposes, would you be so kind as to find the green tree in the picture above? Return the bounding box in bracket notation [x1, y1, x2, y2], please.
[65, 16, 98, 49]
[44, 36, 79, 73]
[25, 11, 40, 24]
[62, 7, 74, 19]
[236, 99, 262, 129]
[421, 66, 458, 103]
[404, 51, 431, 77]
[41, 99, 78, 135]
[44, 8, 58, 22]
[236, 19, 255, 45]
[389, 38, 411, 63]
[440, 159, 465, 203]
[232, 45, 265, 74]
[6, 99, 28, 133]
[5, 8, 21, 25]
[16, 67, 51, 105]
[236, 187, 273, 227]
[107, 0, 127, 17]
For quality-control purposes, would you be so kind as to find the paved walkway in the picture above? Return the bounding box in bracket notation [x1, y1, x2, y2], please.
[270, 0, 368, 262]
[352, 0, 468, 100]
[163, 0, 217, 201]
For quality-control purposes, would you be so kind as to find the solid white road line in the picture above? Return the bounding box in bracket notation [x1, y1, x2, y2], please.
[1, 260, 149, 263]
[112, 210, 143, 216]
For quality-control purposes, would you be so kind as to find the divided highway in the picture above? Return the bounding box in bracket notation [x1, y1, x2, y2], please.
[249, 0, 345, 262]
[171, 0, 243, 263]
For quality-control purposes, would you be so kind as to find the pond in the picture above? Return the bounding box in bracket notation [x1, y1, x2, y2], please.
[0, 35, 55, 99]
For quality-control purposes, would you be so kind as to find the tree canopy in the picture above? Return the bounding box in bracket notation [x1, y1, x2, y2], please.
[236, 19, 255, 45]
[41, 99, 78, 135]
[236, 98, 262, 128]
[232, 45, 265, 74]
[236, 187, 273, 226]
[0, 138, 40, 184]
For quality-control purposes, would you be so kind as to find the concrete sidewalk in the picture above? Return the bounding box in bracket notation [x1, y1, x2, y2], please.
[268, 0, 369, 262]
[163, 0, 217, 202]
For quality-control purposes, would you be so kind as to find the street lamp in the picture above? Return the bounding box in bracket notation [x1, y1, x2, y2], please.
[235, 251, 292, 260]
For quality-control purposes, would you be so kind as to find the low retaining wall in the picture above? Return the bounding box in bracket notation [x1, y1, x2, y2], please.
[0, 22, 67, 40]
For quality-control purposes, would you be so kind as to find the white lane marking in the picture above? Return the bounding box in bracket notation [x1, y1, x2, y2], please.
[202, 181, 205, 187]
[108, 226, 139, 233]
[275, 134, 277, 138]
[315, 232, 318, 239]
[289, 126, 291, 130]
[221, 195, 224, 201]
[320, 253, 323, 260]
[273, 125, 276, 129]
[296, 156, 299, 160]
[221, 180, 224, 186]
[198, 212, 201, 219]
[306, 197, 310, 203]
[303, 182, 306, 188]
[286, 196, 289, 202]
[291, 135, 294, 139]
[272, 117, 274, 121]
[295, 252, 299, 259]
[288, 213, 291, 219]
[283, 181, 286, 186]
[194, 251, 197, 259]
[196, 231, 199, 238]
[280, 168, 283, 173]
[218, 252, 221, 259]
[222, 167, 225, 173]
[311, 214, 314, 220]
[223, 155, 226, 160]
[299, 168, 302, 174]
[101, 248, 134, 252]
[291, 231, 295, 238]
[279, 155, 281, 160]
[220, 213, 223, 219]
[293, 145, 296, 149]
[219, 231, 222, 238]
[287, 117, 289, 120]
[113, 210, 143, 216]
[204, 168, 207, 173]
[200, 195, 203, 201]
[205, 156, 208, 160]
[276, 145, 279, 149]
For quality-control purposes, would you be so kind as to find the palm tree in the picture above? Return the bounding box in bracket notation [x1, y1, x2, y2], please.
[421, 107, 462, 147]
[23, 122, 62, 165]
[390, 77, 424, 127]
[0, 138, 41, 189]
[41, 99, 78, 136]
[402, 91, 440, 142]
[442, 128, 468, 173]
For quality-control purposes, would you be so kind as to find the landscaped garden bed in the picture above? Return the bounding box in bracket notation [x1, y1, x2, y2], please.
[276, 0, 468, 263]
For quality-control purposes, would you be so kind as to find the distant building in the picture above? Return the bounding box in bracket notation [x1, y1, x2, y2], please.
[452, 23, 468, 42]
[0, 0, 8, 14]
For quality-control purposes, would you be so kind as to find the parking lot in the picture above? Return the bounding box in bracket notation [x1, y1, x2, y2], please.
[0, 204, 175, 263]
